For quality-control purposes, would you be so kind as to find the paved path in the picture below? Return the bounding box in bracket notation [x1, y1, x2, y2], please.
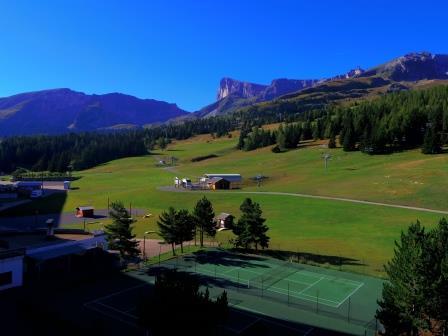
[158, 186, 448, 215]
[0, 208, 146, 231]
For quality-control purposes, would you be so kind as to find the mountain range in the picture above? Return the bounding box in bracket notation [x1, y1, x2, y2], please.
[1, 52, 448, 136]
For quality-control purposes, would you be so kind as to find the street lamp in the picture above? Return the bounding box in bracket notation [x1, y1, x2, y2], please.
[143, 230, 156, 261]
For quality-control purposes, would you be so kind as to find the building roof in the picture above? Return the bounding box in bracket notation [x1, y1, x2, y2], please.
[28, 244, 89, 261]
[204, 174, 242, 182]
[0, 232, 96, 250]
[215, 212, 232, 220]
[207, 177, 224, 184]
[76, 206, 94, 211]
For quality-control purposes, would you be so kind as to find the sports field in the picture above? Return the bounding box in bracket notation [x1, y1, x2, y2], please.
[85, 250, 383, 335]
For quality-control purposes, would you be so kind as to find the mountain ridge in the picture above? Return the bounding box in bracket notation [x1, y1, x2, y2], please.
[0, 88, 188, 136]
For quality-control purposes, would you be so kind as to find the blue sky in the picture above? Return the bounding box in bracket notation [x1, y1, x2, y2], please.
[0, 0, 447, 111]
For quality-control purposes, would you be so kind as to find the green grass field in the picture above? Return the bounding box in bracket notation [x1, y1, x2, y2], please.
[4, 131, 447, 277]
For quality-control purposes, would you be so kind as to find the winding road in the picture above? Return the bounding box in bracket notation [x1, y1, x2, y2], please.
[158, 186, 448, 215]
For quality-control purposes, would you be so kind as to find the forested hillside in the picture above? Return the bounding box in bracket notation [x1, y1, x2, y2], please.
[1, 85, 447, 174]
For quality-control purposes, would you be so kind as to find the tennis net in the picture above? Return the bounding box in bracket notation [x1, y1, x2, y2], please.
[248, 261, 297, 290]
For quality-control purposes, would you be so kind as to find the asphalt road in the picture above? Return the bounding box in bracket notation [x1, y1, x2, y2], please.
[0, 208, 146, 231]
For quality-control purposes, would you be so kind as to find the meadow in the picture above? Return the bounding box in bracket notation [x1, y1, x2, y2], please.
[29, 132, 443, 277]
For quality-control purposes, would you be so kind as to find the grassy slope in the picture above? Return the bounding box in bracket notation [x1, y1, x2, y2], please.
[49, 132, 447, 277]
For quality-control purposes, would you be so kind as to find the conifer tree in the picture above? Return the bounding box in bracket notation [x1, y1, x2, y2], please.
[376, 221, 429, 335]
[157, 207, 179, 255]
[193, 197, 216, 247]
[233, 198, 269, 250]
[106, 201, 140, 259]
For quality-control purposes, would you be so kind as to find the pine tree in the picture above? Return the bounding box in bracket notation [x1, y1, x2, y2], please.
[376, 221, 429, 335]
[105, 201, 140, 260]
[233, 198, 269, 250]
[175, 209, 195, 253]
[422, 126, 442, 154]
[328, 135, 336, 148]
[193, 197, 216, 247]
[157, 207, 178, 255]
[342, 119, 357, 151]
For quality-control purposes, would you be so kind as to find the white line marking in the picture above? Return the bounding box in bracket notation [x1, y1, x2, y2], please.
[93, 301, 138, 319]
[232, 305, 315, 335]
[336, 282, 364, 308]
[84, 303, 139, 329]
[298, 276, 325, 295]
[85, 283, 147, 305]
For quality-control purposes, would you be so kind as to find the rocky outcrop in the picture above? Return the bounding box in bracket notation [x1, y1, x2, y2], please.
[217, 78, 267, 100]
[361, 52, 448, 81]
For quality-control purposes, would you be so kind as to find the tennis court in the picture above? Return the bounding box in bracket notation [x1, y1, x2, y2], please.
[84, 249, 382, 335]
[184, 257, 364, 309]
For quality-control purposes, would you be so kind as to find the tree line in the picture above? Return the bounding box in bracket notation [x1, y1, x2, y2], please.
[2, 85, 447, 174]
[157, 196, 270, 254]
[237, 86, 448, 154]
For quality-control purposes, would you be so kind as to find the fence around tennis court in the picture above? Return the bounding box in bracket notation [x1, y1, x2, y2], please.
[156, 251, 382, 335]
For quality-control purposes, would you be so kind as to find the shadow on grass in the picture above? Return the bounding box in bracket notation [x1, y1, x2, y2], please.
[244, 249, 366, 267]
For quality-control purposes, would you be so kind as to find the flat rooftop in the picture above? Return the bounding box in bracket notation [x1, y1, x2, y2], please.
[0, 232, 95, 250]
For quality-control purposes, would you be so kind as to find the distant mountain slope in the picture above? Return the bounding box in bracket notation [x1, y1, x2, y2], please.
[360, 52, 448, 81]
[196, 77, 320, 117]
[196, 52, 448, 118]
[0, 88, 188, 136]
[233, 52, 448, 117]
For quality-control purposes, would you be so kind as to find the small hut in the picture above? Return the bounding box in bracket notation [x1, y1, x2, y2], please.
[75, 206, 94, 218]
[214, 213, 234, 229]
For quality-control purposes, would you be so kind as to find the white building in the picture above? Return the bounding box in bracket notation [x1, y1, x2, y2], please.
[0, 249, 25, 291]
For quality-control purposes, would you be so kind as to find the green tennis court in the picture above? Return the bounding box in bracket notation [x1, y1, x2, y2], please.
[190, 260, 363, 308]
[159, 249, 383, 335]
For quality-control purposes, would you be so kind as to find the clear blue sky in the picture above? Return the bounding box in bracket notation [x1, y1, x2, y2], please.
[0, 0, 447, 111]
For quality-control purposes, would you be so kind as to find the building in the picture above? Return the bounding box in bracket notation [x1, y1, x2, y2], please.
[214, 213, 234, 229]
[207, 177, 231, 190]
[0, 248, 25, 291]
[203, 174, 242, 189]
[0, 230, 108, 291]
[75, 206, 95, 218]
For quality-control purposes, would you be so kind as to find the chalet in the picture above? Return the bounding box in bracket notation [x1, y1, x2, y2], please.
[203, 174, 242, 189]
[75, 206, 94, 218]
[214, 213, 234, 229]
[207, 177, 231, 190]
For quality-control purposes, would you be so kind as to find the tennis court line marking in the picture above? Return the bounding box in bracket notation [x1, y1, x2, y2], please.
[298, 276, 325, 295]
[85, 302, 140, 329]
[336, 282, 364, 308]
[85, 283, 148, 305]
[93, 301, 138, 319]
[231, 304, 314, 335]
[265, 285, 340, 306]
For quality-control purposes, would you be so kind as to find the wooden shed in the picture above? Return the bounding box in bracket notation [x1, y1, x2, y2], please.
[204, 174, 242, 189]
[75, 206, 94, 218]
[207, 177, 230, 190]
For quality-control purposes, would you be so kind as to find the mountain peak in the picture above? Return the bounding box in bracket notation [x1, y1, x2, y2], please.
[361, 51, 448, 81]
[217, 78, 267, 100]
